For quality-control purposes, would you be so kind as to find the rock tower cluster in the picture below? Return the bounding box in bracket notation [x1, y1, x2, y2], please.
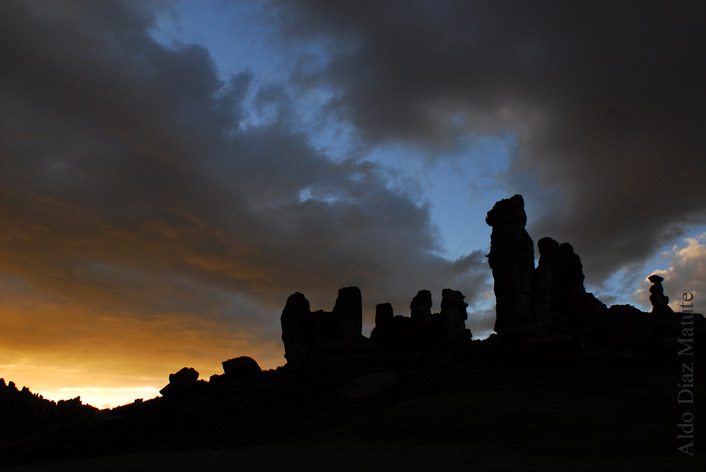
[280, 286, 471, 367]
[274, 193, 702, 369]
[280, 287, 367, 367]
[486, 195, 605, 338]
[370, 288, 470, 351]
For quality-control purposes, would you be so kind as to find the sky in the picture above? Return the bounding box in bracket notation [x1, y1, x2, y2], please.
[1, 0, 705, 408]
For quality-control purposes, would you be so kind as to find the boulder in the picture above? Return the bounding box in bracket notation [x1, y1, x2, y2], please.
[160, 367, 199, 397]
[222, 356, 262, 379]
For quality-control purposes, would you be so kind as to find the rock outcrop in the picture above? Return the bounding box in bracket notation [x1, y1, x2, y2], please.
[333, 286, 363, 338]
[438, 288, 470, 343]
[370, 303, 394, 346]
[486, 196, 606, 340]
[281, 287, 365, 367]
[531, 237, 606, 334]
[280, 292, 312, 366]
[222, 356, 262, 379]
[280, 194, 700, 366]
[370, 303, 415, 352]
[648, 274, 673, 314]
[370, 289, 472, 352]
[410, 290, 432, 329]
[159, 367, 199, 397]
[0, 379, 97, 433]
[483, 195, 706, 353]
[211, 356, 263, 387]
[485, 194, 535, 337]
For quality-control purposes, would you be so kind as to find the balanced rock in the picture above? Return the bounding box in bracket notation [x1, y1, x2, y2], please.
[648, 274, 673, 315]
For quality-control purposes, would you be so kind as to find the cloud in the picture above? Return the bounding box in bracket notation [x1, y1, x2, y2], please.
[0, 0, 491, 395]
[270, 0, 706, 284]
[7, 0, 702, 406]
[633, 233, 706, 314]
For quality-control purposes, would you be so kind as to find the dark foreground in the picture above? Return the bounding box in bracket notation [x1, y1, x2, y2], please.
[2, 346, 703, 471]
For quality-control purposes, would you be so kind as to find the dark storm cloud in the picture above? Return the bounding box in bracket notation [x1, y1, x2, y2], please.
[0, 0, 488, 364]
[271, 0, 706, 282]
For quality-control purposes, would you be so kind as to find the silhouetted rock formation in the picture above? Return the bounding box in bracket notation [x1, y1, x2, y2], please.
[281, 287, 366, 367]
[334, 286, 363, 338]
[370, 303, 394, 346]
[6, 194, 706, 470]
[531, 237, 559, 321]
[223, 356, 262, 379]
[370, 289, 472, 352]
[160, 367, 200, 397]
[602, 304, 661, 349]
[484, 194, 706, 355]
[370, 304, 415, 351]
[280, 286, 472, 362]
[280, 292, 312, 366]
[648, 274, 673, 314]
[438, 288, 471, 343]
[210, 356, 263, 386]
[0, 378, 97, 440]
[410, 290, 432, 328]
[485, 194, 535, 337]
[532, 237, 606, 334]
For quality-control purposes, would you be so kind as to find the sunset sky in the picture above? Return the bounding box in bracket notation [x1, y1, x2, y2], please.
[1, 0, 705, 408]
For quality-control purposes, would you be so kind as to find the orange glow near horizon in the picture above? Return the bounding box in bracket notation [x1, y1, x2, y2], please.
[1, 345, 286, 410]
[0, 287, 286, 409]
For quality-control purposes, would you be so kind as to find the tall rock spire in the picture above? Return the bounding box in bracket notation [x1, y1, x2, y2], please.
[485, 194, 535, 337]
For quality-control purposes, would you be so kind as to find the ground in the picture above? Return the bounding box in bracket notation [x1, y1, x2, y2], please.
[3, 354, 702, 471]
